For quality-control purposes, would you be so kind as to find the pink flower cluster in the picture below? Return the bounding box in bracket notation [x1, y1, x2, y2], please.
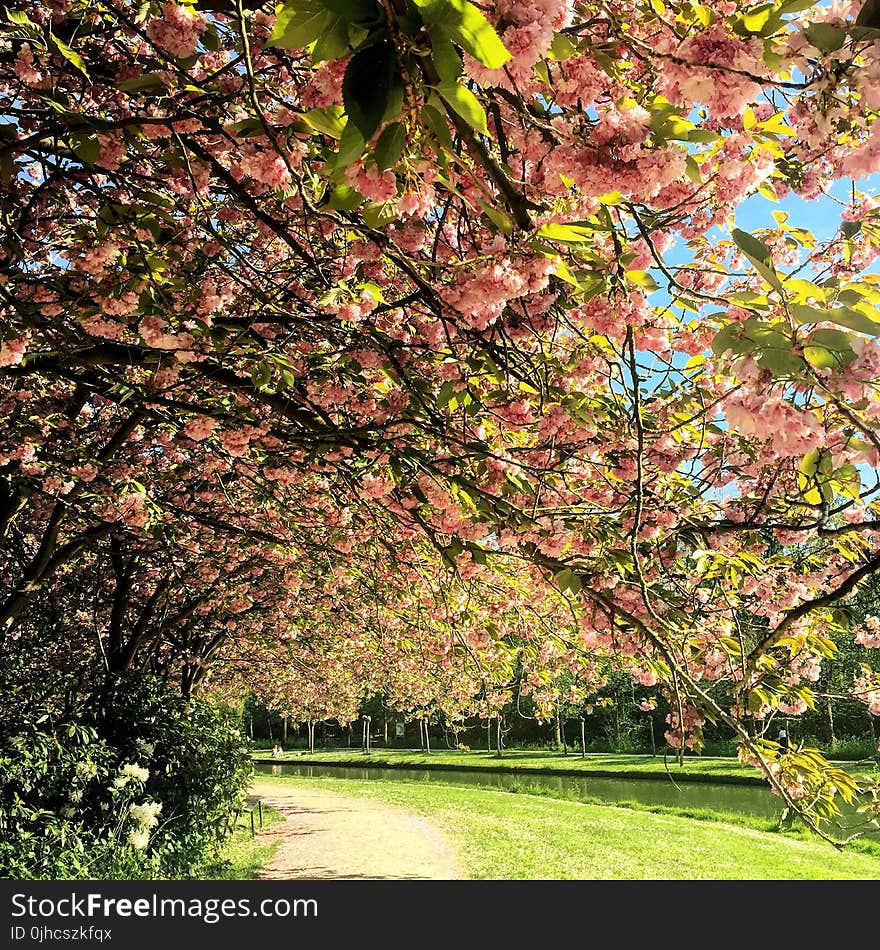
[14, 43, 43, 85]
[139, 316, 194, 351]
[444, 255, 554, 330]
[855, 616, 880, 649]
[183, 416, 218, 442]
[300, 59, 347, 109]
[0, 335, 29, 367]
[664, 705, 705, 749]
[854, 672, 880, 715]
[466, 0, 573, 88]
[80, 314, 126, 341]
[97, 132, 126, 171]
[238, 147, 293, 190]
[724, 391, 822, 458]
[361, 473, 394, 499]
[73, 243, 121, 276]
[660, 25, 763, 122]
[147, 2, 206, 59]
[344, 162, 397, 202]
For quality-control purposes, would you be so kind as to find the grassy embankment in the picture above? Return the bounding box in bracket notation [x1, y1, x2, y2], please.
[203, 804, 284, 880]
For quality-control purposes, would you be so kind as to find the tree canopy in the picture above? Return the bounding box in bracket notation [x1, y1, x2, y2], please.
[4, 0, 880, 839]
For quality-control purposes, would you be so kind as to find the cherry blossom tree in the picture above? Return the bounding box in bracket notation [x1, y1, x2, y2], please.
[5, 0, 880, 837]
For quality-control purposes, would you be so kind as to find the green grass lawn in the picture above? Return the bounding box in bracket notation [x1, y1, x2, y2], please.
[253, 747, 878, 784]
[258, 773, 880, 880]
[202, 805, 283, 880]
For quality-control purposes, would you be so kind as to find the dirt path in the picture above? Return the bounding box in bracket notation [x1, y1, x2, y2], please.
[248, 780, 463, 880]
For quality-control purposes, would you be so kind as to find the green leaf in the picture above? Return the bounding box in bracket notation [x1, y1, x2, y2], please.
[537, 222, 597, 243]
[755, 334, 802, 376]
[803, 328, 856, 370]
[548, 32, 578, 61]
[799, 449, 834, 505]
[429, 27, 463, 81]
[327, 184, 364, 211]
[802, 22, 848, 53]
[362, 199, 399, 228]
[343, 40, 399, 140]
[555, 568, 582, 594]
[373, 121, 406, 169]
[117, 74, 166, 94]
[684, 154, 702, 184]
[732, 227, 784, 293]
[741, 5, 774, 34]
[478, 199, 513, 234]
[415, 0, 511, 69]
[304, 105, 346, 138]
[49, 33, 89, 78]
[333, 119, 365, 170]
[70, 132, 100, 165]
[833, 463, 862, 501]
[626, 270, 660, 292]
[251, 362, 272, 390]
[311, 16, 350, 62]
[321, 0, 380, 22]
[436, 79, 488, 135]
[421, 103, 454, 150]
[792, 303, 880, 336]
[268, 0, 334, 49]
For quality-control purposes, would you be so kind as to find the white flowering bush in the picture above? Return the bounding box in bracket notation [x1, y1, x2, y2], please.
[0, 674, 251, 879]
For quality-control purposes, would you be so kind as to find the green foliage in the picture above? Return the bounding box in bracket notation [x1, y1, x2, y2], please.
[0, 674, 252, 879]
[732, 227, 784, 292]
[342, 41, 400, 140]
[268, 0, 336, 50]
[414, 0, 511, 69]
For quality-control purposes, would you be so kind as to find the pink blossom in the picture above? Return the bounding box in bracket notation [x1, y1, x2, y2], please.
[147, 2, 206, 59]
[183, 416, 218, 442]
[300, 59, 347, 109]
[14, 43, 43, 85]
[0, 335, 30, 367]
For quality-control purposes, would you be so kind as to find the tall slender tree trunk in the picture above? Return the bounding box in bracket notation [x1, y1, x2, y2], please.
[496, 716, 503, 757]
[282, 716, 288, 747]
[827, 700, 836, 745]
[580, 717, 586, 758]
[424, 717, 430, 753]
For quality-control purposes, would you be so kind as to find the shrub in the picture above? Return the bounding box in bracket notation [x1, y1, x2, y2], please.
[0, 673, 252, 879]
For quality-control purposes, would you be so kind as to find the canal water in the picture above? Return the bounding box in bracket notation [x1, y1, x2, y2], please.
[257, 762, 784, 819]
